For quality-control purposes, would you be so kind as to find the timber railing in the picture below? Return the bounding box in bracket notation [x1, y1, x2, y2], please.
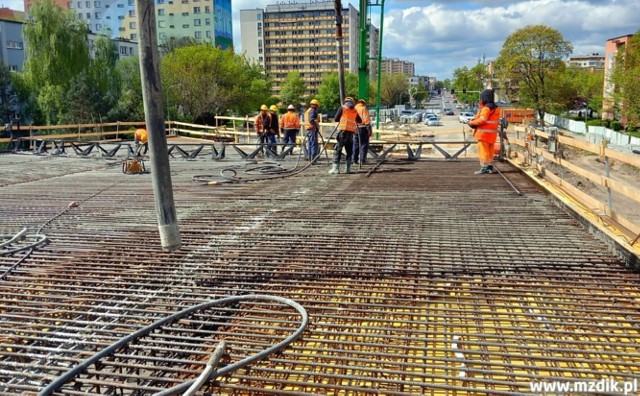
[510, 125, 640, 245]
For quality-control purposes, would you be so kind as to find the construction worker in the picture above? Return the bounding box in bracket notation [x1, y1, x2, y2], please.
[280, 104, 301, 150]
[468, 89, 500, 174]
[305, 99, 320, 163]
[330, 97, 362, 174]
[268, 105, 280, 154]
[134, 128, 148, 155]
[352, 98, 371, 165]
[255, 104, 272, 154]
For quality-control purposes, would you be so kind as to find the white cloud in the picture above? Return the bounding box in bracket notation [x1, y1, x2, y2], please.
[3, 0, 25, 11]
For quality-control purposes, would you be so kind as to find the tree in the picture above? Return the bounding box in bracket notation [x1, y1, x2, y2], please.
[317, 72, 359, 112]
[495, 25, 573, 122]
[161, 44, 271, 121]
[22, 0, 90, 124]
[379, 73, 409, 107]
[611, 28, 640, 129]
[110, 56, 144, 121]
[279, 72, 307, 108]
[161, 36, 198, 56]
[0, 64, 15, 124]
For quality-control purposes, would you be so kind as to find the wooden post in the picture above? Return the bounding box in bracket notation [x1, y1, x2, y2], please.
[136, 0, 181, 251]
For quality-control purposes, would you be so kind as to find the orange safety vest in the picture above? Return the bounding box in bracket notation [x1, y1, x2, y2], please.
[470, 107, 500, 143]
[280, 111, 301, 129]
[355, 103, 370, 126]
[338, 105, 358, 133]
[304, 108, 317, 131]
[134, 128, 148, 143]
[254, 112, 271, 133]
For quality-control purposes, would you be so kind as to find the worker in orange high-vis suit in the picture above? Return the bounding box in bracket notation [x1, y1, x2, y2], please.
[330, 97, 362, 174]
[134, 128, 148, 155]
[468, 89, 500, 174]
[352, 98, 372, 165]
[280, 104, 301, 151]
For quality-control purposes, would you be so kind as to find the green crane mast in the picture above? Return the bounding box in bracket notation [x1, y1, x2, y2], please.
[358, 0, 385, 130]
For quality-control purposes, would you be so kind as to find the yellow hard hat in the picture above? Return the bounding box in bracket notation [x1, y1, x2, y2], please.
[260, 104, 268, 111]
[310, 99, 319, 106]
[270, 105, 278, 112]
[357, 98, 366, 104]
[344, 96, 355, 103]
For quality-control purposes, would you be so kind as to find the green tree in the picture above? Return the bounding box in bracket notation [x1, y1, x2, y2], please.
[279, 72, 307, 108]
[379, 73, 409, 106]
[161, 44, 270, 121]
[22, 0, 90, 124]
[61, 72, 103, 124]
[495, 25, 573, 121]
[0, 64, 15, 124]
[161, 36, 198, 56]
[110, 56, 144, 121]
[317, 72, 359, 111]
[611, 28, 640, 129]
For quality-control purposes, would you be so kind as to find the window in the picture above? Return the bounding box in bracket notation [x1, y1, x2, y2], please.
[94, 0, 101, 6]
[68, 2, 73, 8]
[205, 30, 211, 38]
[95, 12, 101, 19]
[129, 21, 136, 29]
[117, 3, 124, 7]
[128, 0, 134, 5]
[86, 12, 91, 18]
[256, 13, 261, 20]
[77, 1, 82, 7]
[159, 33, 166, 39]
[193, 18, 200, 26]
[158, 0, 164, 3]
[158, 20, 166, 27]
[96, 23, 101, 29]
[118, 15, 124, 19]
[204, 5, 209, 12]
[9, 65, 18, 71]
[130, 33, 137, 40]
[129, 47, 133, 55]
[204, 18, 210, 25]
[6, 41, 23, 49]
[120, 46, 127, 55]
[182, 24, 189, 28]
[128, 10, 134, 16]
[78, 12, 83, 18]
[158, 9, 164, 15]
[119, 27, 125, 31]
[193, 6, 200, 14]
[194, 31, 201, 39]
[85, 1, 90, 7]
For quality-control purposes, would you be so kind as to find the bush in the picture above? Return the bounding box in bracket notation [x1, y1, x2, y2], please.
[586, 119, 608, 127]
[610, 121, 624, 131]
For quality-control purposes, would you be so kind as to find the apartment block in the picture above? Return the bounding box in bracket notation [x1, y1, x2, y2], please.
[241, 1, 377, 96]
[24, 0, 233, 49]
[602, 34, 633, 120]
[381, 57, 414, 76]
[0, 8, 25, 72]
[566, 53, 605, 69]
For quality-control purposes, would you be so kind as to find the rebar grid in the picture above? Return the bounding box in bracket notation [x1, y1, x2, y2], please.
[1, 154, 640, 395]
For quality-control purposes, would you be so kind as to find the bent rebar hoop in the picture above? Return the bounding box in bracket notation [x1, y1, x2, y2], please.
[39, 294, 309, 396]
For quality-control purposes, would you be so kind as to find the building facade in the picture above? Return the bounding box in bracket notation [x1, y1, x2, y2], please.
[602, 34, 633, 121]
[24, 0, 233, 49]
[0, 9, 25, 72]
[240, 1, 376, 96]
[380, 57, 414, 76]
[566, 53, 605, 69]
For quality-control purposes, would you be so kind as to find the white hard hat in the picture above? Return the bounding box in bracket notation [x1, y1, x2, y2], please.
[287, 104, 295, 110]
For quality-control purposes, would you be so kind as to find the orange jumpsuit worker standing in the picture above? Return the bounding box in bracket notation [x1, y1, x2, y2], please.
[467, 89, 500, 174]
[330, 97, 361, 174]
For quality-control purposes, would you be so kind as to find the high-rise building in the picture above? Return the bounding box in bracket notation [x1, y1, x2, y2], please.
[0, 8, 25, 72]
[380, 57, 414, 76]
[24, 0, 233, 49]
[240, 1, 378, 96]
[603, 34, 633, 121]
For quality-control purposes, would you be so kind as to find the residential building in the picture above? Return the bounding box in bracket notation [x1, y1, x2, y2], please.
[24, 0, 233, 49]
[88, 32, 138, 59]
[602, 34, 633, 121]
[566, 53, 605, 69]
[380, 57, 414, 76]
[0, 8, 25, 72]
[240, 1, 377, 96]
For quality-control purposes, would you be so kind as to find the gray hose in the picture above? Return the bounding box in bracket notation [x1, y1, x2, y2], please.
[39, 294, 309, 396]
[182, 340, 227, 396]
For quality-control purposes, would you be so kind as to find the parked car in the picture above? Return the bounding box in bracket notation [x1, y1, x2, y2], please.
[459, 112, 475, 123]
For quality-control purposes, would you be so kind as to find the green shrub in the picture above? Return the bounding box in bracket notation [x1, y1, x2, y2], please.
[586, 119, 607, 127]
[610, 121, 624, 131]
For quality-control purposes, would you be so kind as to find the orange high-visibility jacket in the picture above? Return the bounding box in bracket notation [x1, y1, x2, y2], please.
[469, 106, 499, 142]
[134, 128, 148, 143]
[254, 112, 272, 133]
[355, 103, 371, 126]
[338, 106, 358, 133]
[280, 111, 301, 129]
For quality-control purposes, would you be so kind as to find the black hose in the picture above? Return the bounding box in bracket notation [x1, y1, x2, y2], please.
[39, 294, 308, 396]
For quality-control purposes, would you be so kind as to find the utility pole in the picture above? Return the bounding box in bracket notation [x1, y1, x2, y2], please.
[135, 0, 181, 251]
[334, 0, 346, 103]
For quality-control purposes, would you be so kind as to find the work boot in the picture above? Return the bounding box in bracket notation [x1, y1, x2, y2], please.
[474, 166, 490, 175]
[486, 165, 496, 173]
[345, 161, 352, 174]
[328, 163, 340, 174]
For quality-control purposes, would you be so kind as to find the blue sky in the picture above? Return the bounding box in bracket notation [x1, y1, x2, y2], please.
[6, 0, 639, 80]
